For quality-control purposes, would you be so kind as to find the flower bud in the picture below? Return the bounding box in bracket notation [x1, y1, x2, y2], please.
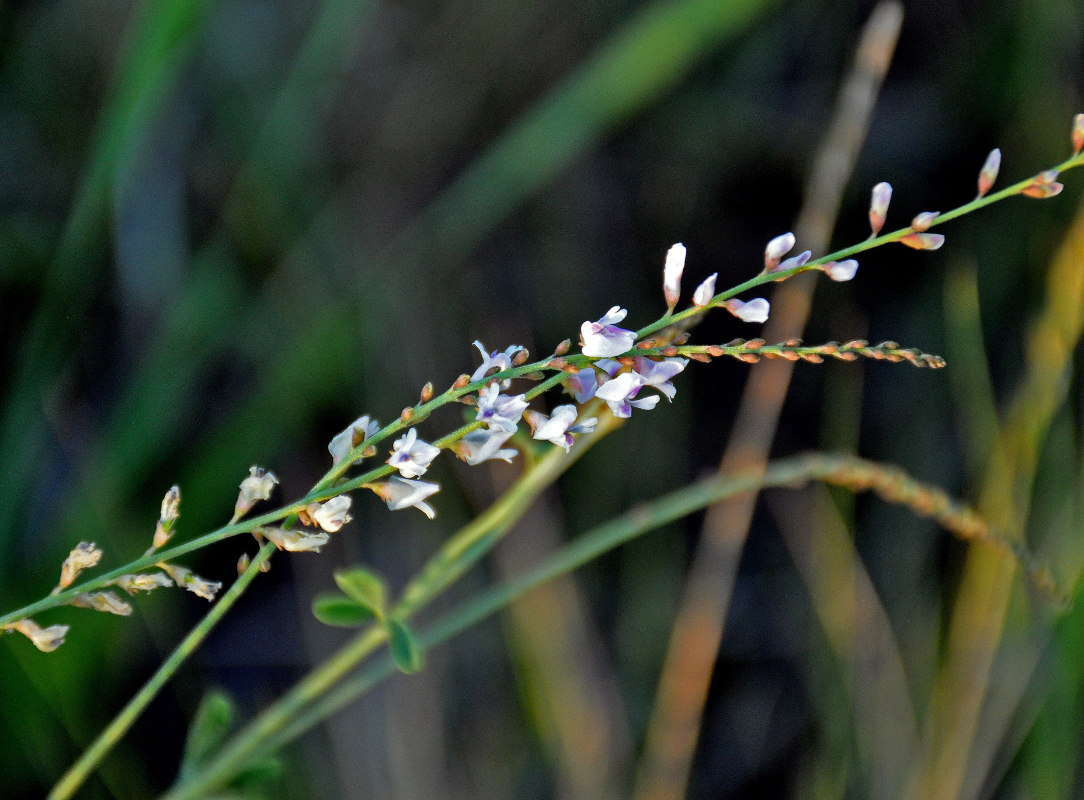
[869, 182, 892, 235]
[663, 243, 686, 313]
[899, 232, 945, 250]
[1021, 170, 1063, 199]
[233, 467, 279, 522]
[977, 148, 1001, 197]
[724, 298, 770, 323]
[57, 542, 103, 590]
[764, 233, 796, 272]
[420, 382, 434, 403]
[911, 211, 939, 232]
[692, 273, 718, 307]
[11, 619, 69, 652]
[823, 260, 859, 282]
[1072, 113, 1083, 156]
[153, 485, 181, 548]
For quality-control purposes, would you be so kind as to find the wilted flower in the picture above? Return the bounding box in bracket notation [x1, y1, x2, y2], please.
[470, 341, 525, 386]
[692, 273, 718, 307]
[57, 541, 103, 590]
[11, 619, 70, 652]
[663, 243, 686, 313]
[724, 297, 770, 323]
[764, 232, 796, 272]
[580, 306, 636, 358]
[305, 495, 353, 532]
[899, 232, 945, 250]
[476, 383, 529, 433]
[456, 427, 518, 465]
[595, 372, 660, 418]
[372, 476, 440, 519]
[159, 563, 222, 602]
[869, 182, 892, 235]
[115, 572, 174, 594]
[525, 405, 598, 452]
[977, 148, 1001, 197]
[387, 428, 441, 478]
[329, 415, 381, 465]
[153, 485, 181, 548]
[823, 259, 859, 282]
[261, 526, 331, 553]
[233, 466, 279, 522]
[72, 591, 132, 616]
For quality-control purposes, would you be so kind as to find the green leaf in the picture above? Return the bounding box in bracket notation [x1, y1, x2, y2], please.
[333, 567, 387, 617]
[179, 691, 236, 776]
[312, 594, 377, 627]
[387, 618, 424, 674]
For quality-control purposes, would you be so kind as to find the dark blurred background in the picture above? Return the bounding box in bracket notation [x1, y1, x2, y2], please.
[2, 0, 1083, 797]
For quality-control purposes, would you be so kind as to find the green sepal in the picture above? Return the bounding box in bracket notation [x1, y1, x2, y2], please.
[333, 567, 387, 618]
[312, 593, 378, 627]
[387, 617, 424, 674]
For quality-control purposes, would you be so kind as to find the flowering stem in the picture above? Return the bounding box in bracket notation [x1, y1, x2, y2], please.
[47, 542, 277, 800]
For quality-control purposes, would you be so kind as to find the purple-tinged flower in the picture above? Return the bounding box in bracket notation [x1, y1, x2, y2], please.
[663, 243, 686, 313]
[1073, 113, 1084, 156]
[581, 306, 636, 358]
[476, 383, 529, 432]
[595, 372, 660, 418]
[692, 273, 718, 307]
[977, 148, 1001, 197]
[525, 405, 598, 452]
[822, 259, 859, 282]
[565, 368, 599, 403]
[329, 415, 381, 464]
[764, 232, 796, 272]
[911, 211, 939, 232]
[1021, 170, 1064, 199]
[724, 297, 770, 323]
[634, 356, 688, 401]
[899, 232, 945, 250]
[261, 526, 331, 553]
[778, 250, 812, 272]
[374, 476, 440, 519]
[869, 182, 892, 235]
[457, 427, 518, 465]
[387, 428, 441, 478]
[470, 341, 525, 386]
[306, 495, 353, 532]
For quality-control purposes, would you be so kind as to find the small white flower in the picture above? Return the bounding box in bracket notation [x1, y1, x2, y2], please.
[594, 372, 660, 418]
[457, 428, 518, 465]
[387, 428, 442, 478]
[234, 466, 279, 520]
[329, 415, 381, 465]
[159, 563, 222, 602]
[525, 405, 597, 452]
[58, 541, 103, 589]
[977, 148, 1001, 197]
[634, 356, 688, 401]
[692, 273, 718, 307]
[261, 526, 331, 553]
[307, 495, 353, 532]
[375, 476, 440, 519]
[764, 232, 796, 271]
[663, 243, 686, 312]
[869, 182, 892, 235]
[116, 572, 174, 594]
[470, 341, 525, 386]
[475, 383, 529, 433]
[72, 591, 132, 616]
[580, 306, 636, 358]
[12, 619, 70, 653]
[724, 297, 770, 323]
[823, 259, 859, 282]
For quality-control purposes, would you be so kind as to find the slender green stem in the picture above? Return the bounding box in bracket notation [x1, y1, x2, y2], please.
[47, 542, 277, 800]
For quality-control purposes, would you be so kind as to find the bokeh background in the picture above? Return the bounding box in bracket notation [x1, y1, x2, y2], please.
[2, 0, 1084, 797]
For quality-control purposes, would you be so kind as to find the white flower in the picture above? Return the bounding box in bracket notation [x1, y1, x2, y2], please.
[525, 405, 598, 452]
[12, 619, 70, 653]
[307, 495, 353, 532]
[387, 428, 441, 478]
[692, 273, 717, 307]
[823, 259, 859, 282]
[663, 243, 686, 312]
[58, 541, 103, 589]
[457, 427, 518, 465]
[261, 526, 331, 553]
[594, 372, 660, 418]
[234, 466, 279, 520]
[580, 306, 636, 358]
[470, 341, 525, 386]
[72, 591, 132, 616]
[634, 356, 688, 401]
[724, 297, 770, 323]
[475, 383, 529, 433]
[869, 182, 892, 235]
[159, 563, 222, 602]
[116, 572, 174, 594]
[764, 232, 796, 271]
[329, 415, 381, 464]
[375, 476, 440, 519]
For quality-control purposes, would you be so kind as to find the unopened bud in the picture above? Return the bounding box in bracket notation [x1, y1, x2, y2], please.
[72, 591, 132, 616]
[911, 211, 939, 232]
[233, 467, 278, 522]
[1072, 113, 1084, 156]
[554, 339, 571, 356]
[663, 243, 686, 313]
[1021, 169, 1064, 199]
[764, 233, 796, 271]
[420, 382, 434, 403]
[899, 232, 945, 250]
[512, 349, 530, 366]
[11, 618, 69, 653]
[400, 407, 415, 423]
[822, 259, 859, 282]
[154, 485, 182, 548]
[237, 553, 251, 574]
[692, 273, 718, 306]
[548, 357, 567, 370]
[977, 149, 1001, 197]
[869, 182, 892, 235]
